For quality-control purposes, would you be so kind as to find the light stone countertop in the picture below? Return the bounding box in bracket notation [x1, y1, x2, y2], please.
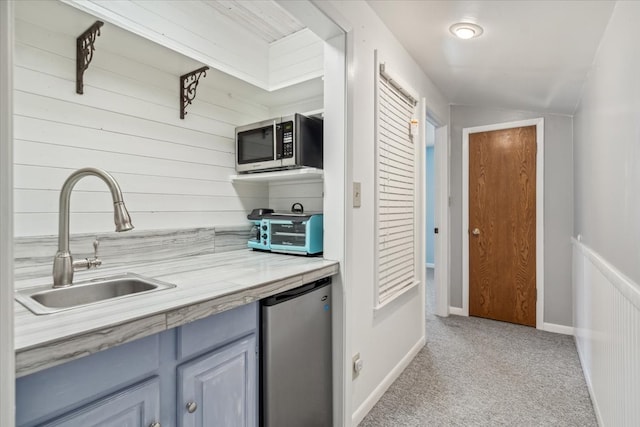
[14, 249, 339, 377]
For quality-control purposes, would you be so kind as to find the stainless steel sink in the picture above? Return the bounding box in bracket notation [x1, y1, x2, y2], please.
[15, 273, 176, 315]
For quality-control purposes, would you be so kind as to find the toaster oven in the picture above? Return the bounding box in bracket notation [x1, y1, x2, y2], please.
[248, 212, 323, 255]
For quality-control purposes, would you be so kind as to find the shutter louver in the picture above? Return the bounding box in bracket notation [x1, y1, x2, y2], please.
[376, 63, 418, 306]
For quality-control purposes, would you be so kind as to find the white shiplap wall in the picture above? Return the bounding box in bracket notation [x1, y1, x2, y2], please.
[63, 1, 324, 93]
[269, 28, 324, 90]
[14, 1, 272, 236]
[63, 0, 271, 90]
[268, 180, 323, 214]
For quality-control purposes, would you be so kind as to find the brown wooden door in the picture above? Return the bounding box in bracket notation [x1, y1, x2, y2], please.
[469, 125, 537, 327]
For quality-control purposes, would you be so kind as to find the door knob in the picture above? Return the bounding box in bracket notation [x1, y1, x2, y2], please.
[186, 401, 198, 413]
[149, 423, 161, 427]
[472, 228, 480, 236]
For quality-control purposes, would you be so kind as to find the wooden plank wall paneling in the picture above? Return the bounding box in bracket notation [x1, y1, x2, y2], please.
[64, 0, 270, 88]
[269, 29, 324, 90]
[268, 180, 323, 214]
[265, 29, 325, 213]
[14, 2, 276, 236]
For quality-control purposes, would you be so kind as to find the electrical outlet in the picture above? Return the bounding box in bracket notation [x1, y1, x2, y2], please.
[353, 182, 361, 208]
[352, 353, 363, 379]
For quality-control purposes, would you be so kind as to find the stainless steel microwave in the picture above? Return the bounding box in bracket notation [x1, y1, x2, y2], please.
[235, 113, 323, 173]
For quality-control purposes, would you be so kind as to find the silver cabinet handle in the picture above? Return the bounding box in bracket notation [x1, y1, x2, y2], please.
[149, 422, 161, 427]
[472, 228, 480, 236]
[186, 401, 198, 413]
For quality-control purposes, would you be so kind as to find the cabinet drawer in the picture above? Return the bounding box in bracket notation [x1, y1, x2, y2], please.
[177, 302, 257, 360]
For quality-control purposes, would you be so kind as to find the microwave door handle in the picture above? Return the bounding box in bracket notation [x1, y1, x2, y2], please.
[273, 122, 277, 160]
[274, 121, 281, 160]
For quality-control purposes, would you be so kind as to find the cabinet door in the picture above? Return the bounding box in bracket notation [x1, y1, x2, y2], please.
[41, 378, 160, 427]
[178, 334, 257, 427]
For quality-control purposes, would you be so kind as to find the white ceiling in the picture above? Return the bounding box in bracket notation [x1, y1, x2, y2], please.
[367, 0, 616, 115]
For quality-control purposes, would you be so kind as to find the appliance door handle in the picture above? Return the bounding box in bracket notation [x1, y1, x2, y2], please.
[263, 277, 332, 306]
[273, 282, 316, 301]
[273, 121, 280, 160]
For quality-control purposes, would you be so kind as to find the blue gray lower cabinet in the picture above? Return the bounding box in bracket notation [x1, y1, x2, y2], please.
[16, 302, 259, 427]
[178, 335, 256, 427]
[40, 378, 161, 427]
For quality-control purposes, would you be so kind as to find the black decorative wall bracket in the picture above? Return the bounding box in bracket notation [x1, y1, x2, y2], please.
[76, 20, 104, 94]
[180, 66, 209, 119]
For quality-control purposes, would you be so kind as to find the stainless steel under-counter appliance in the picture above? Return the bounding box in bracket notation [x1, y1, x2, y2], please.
[260, 277, 332, 426]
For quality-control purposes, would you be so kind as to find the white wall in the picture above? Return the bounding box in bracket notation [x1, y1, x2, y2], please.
[573, 3, 640, 423]
[449, 106, 574, 327]
[573, 1, 640, 285]
[0, 1, 15, 426]
[14, 1, 275, 237]
[320, 1, 449, 424]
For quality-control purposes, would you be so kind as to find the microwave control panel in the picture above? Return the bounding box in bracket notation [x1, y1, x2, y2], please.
[281, 121, 294, 158]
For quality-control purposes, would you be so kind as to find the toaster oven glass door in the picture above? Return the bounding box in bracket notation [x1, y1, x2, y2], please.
[237, 125, 276, 164]
[270, 222, 307, 248]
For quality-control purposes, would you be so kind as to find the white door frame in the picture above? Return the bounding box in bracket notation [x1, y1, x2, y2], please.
[1, 1, 15, 426]
[422, 107, 449, 318]
[462, 118, 544, 329]
[433, 124, 449, 317]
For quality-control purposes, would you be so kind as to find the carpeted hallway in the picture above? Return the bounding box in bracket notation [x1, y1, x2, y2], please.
[359, 269, 597, 426]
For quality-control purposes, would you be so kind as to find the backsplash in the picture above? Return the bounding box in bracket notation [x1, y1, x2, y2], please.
[14, 225, 252, 281]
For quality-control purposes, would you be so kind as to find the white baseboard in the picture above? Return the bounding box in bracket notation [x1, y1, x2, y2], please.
[542, 322, 574, 335]
[351, 336, 425, 426]
[425, 263, 435, 269]
[449, 306, 465, 316]
[575, 338, 604, 427]
[446, 308, 571, 335]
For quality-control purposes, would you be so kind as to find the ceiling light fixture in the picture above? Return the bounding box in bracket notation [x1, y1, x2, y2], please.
[450, 22, 483, 40]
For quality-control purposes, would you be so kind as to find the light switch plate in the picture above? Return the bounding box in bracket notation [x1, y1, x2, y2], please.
[353, 182, 361, 208]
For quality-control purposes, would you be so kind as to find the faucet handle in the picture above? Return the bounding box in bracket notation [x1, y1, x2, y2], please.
[73, 238, 102, 271]
[90, 237, 102, 268]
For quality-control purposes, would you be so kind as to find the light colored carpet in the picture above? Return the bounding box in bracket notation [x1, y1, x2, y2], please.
[359, 269, 597, 427]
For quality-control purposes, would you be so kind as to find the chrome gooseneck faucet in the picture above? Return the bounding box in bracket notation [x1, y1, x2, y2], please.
[52, 167, 134, 288]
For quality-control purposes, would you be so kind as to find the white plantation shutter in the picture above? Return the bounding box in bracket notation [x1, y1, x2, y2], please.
[375, 61, 418, 306]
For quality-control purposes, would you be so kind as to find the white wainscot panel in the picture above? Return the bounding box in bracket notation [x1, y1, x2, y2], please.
[573, 239, 640, 426]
